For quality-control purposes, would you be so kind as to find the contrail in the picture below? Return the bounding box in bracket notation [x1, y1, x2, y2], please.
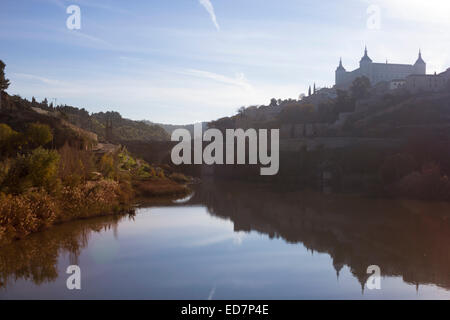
[208, 286, 216, 300]
[199, 0, 220, 31]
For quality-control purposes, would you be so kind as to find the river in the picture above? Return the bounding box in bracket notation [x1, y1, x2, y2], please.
[1, 180, 449, 299]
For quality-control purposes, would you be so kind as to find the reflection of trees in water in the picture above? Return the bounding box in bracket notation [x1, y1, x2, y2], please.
[0, 214, 134, 289]
[190, 180, 450, 291]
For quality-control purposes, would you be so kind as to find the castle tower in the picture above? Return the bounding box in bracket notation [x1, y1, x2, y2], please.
[414, 49, 426, 74]
[335, 57, 346, 86]
[359, 46, 372, 78]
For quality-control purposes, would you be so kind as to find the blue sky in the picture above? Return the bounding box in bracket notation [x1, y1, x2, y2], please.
[1, 0, 449, 124]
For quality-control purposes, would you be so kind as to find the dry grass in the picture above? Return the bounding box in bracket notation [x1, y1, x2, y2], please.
[133, 178, 190, 197]
[0, 179, 132, 243]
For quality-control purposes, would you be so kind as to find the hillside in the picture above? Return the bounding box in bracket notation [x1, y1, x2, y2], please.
[206, 81, 450, 199]
[0, 94, 169, 144]
[58, 107, 169, 143]
[143, 120, 208, 136]
[0, 93, 96, 149]
[0, 91, 191, 243]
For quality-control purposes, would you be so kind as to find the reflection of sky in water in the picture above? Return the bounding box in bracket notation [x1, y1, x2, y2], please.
[1, 206, 450, 299]
[172, 192, 195, 204]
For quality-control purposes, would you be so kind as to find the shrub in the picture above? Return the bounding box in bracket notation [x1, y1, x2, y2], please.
[58, 142, 95, 185]
[0, 123, 16, 142]
[99, 153, 115, 179]
[0, 159, 12, 187]
[133, 179, 189, 197]
[169, 172, 190, 183]
[0, 191, 58, 240]
[58, 180, 123, 221]
[0, 123, 21, 157]
[1, 147, 60, 194]
[26, 147, 60, 190]
[25, 123, 53, 148]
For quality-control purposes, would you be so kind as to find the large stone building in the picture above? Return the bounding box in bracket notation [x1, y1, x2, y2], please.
[406, 68, 450, 93]
[335, 47, 426, 89]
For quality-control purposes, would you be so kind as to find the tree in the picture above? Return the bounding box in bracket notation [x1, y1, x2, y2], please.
[100, 153, 115, 179]
[2, 147, 60, 193]
[236, 106, 246, 117]
[334, 90, 353, 113]
[0, 60, 10, 91]
[350, 76, 371, 100]
[0, 60, 10, 110]
[0, 123, 15, 142]
[269, 98, 278, 107]
[25, 123, 53, 148]
[279, 103, 315, 124]
[26, 147, 60, 190]
[0, 123, 21, 157]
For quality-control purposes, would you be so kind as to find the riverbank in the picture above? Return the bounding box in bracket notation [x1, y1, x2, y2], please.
[0, 177, 192, 244]
[0, 119, 192, 244]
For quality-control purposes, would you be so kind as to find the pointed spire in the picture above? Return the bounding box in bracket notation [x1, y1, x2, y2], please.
[360, 45, 372, 64]
[308, 85, 311, 96]
[336, 57, 346, 71]
[415, 49, 425, 65]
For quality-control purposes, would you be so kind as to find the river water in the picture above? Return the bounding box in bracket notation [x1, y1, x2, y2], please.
[1, 181, 449, 299]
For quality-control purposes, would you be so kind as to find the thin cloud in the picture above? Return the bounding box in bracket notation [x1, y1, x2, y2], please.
[68, 30, 114, 49]
[199, 0, 220, 31]
[13, 73, 64, 86]
[184, 69, 252, 90]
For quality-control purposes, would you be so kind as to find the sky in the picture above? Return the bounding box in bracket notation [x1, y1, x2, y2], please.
[1, 0, 449, 124]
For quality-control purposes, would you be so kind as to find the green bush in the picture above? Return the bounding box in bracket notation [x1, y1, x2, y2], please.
[25, 123, 53, 148]
[0, 123, 22, 157]
[1, 147, 60, 194]
[99, 153, 115, 179]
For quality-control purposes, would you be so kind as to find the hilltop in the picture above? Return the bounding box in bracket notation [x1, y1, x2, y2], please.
[55, 105, 169, 143]
[0, 93, 169, 144]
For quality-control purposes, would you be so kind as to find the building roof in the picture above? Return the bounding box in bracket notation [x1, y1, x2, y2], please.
[336, 58, 346, 71]
[372, 63, 413, 67]
[360, 46, 372, 63]
[414, 50, 425, 65]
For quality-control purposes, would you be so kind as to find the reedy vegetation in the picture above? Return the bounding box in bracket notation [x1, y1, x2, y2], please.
[0, 122, 189, 243]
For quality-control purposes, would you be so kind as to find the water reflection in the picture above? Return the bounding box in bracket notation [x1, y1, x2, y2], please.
[0, 180, 449, 298]
[0, 214, 134, 290]
[186, 180, 450, 292]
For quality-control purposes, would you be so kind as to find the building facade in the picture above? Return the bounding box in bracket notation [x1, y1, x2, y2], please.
[405, 68, 450, 93]
[335, 47, 426, 89]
